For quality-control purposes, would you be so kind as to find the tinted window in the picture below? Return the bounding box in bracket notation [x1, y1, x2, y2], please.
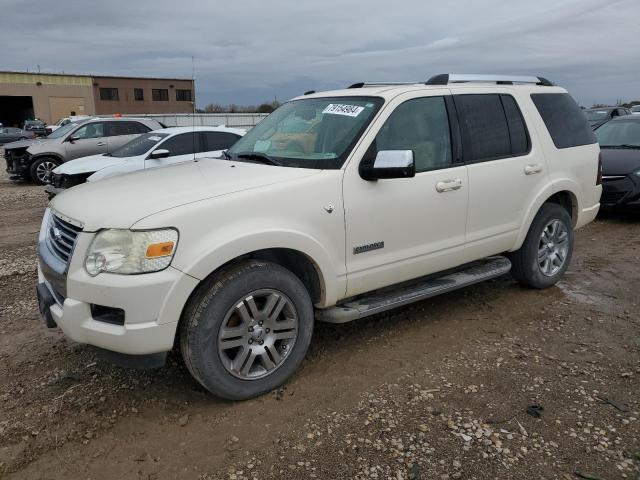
[108, 121, 150, 136]
[372, 96, 452, 172]
[594, 120, 640, 147]
[152, 89, 169, 101]
[73, 122, 105, 139]
[134, 88, 144, 101]
[111, 132, 170, 158]
[159, 133, 199, 156]
[500, 94, 530, 155]
[454, 94, 511, 162]
[99, 88, 119, 101]
[531, 93, 596, 149]
[202, 131, 241, 151]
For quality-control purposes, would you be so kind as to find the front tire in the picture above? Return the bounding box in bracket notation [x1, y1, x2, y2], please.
[180, 260, 314, 400]
[508, 203, 574, 289]
[29, 157, 59, 185]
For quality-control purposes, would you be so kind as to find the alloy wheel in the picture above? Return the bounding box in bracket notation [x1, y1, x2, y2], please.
[537, 219, 569, 277]
[217, 289, 298, 380]
[36, 161, 57, 183]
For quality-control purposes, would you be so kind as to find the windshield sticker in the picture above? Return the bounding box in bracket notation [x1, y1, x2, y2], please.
[148, 136, 162, 141]
[322, 104, 365, 117]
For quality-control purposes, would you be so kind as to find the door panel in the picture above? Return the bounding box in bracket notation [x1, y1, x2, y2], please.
[453, 89, 550, 262]
[343, 91, 468, 297]
[64, 122, 107, 159]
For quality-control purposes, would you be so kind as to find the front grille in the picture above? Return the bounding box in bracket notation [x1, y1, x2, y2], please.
[601, 190, 626, 205]
[47, 213, 82, 263]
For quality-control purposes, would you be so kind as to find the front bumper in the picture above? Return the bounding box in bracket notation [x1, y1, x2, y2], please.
[37, 231, 199, 356]
[4, 149, 31, 177]
[601, 174, 640, 207]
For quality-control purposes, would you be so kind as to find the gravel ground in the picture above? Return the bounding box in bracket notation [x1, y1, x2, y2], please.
[0, 167, 638, 480]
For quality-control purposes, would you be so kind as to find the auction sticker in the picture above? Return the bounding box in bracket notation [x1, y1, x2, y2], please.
[322, 104, 365, 117]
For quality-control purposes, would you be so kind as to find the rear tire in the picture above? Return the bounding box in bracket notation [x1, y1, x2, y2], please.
[180, 260, 314, 400]
[508, 203, 574, 289]
[29, 157, 59, 185]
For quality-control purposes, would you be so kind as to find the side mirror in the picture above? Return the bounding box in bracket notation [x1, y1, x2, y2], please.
[67, 135, 80, 143]
[148, 149, 170, 159]
[359, 150, 415, 181]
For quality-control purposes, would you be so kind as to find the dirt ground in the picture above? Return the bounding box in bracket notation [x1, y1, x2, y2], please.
[0, 168, 638, 480]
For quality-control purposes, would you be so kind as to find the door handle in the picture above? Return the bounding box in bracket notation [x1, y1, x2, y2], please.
[435, 179, 462, 193]
[96, 142, 106, 147]
[524, 164, 543, 175]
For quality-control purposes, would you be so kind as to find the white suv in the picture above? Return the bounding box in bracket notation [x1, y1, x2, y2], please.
[37, 74, 601, 400]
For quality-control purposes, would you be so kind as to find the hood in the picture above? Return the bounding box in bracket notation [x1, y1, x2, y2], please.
[54, 154, 127, 175]
[600, 148, 640, 176]
[50, 159, 320, 231]
[3, 138, 43, 150]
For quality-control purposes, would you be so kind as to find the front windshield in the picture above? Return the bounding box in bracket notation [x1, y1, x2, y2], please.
[227, 96, 383, 169]
[46, 122, 81, 139]
[585, 110, 611, 121]
[110, 132, 170, 158]
[595, 121, 640, 147]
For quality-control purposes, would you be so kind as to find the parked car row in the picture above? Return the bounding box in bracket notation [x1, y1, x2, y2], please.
[583, 106, 633, 129]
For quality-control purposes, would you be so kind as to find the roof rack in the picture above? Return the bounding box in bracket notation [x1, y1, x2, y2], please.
[425, 74, 554, 86]
[348, 81, 421, 89]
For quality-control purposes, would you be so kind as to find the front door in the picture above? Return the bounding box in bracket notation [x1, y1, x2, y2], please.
[64, 122, 107, 160]
[343, 91, 468, 297]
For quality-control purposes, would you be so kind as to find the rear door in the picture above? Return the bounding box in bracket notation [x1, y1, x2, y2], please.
[64, 122, 108, 159]
[455, 90, 549, 261]
[145, 132, 199, 169]
[200, 131, 242, 158]
[106, 121, 151, 152]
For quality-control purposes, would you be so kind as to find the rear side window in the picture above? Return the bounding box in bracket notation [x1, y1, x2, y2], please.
[531, 93, 596, 149]
[159, 132, 199, 156]
[108, 121, 151, 136]
[454, 94, 511, 162]
[201, 131, 241, 151]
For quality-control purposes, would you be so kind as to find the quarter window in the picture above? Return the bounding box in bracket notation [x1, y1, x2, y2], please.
[454, 94, 511, 162]
[108, 121, 151, 136]
[176, 89, 192, 102]
[531, 93, 596, 149]
[99, 88, 119, 101]
[134, 88, 144, 101]
[152, 89, 169, 101]
[500, 94, 530, 156]
[371, 96, 452, 172]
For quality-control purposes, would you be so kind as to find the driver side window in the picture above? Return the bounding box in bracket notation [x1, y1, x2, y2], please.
[372, 97, 452, 172]
[73, 122, 104, 139]
[157, 133, 199, 157]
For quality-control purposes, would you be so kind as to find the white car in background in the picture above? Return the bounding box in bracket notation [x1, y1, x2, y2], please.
[631, 105, 640, 115]
[47, 115, 91, 133]
[45, 126, 245, 197]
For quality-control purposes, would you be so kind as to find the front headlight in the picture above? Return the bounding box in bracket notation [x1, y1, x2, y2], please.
[39, 208, 52, 243]
[84, 228, 178, 276]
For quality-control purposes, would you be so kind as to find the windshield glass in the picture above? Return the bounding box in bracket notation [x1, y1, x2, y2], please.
[631, 106, 640, 113]
[47, 122, 81, 139]
[227, 96, 384, 169]
[110, 132, 170, 158]
[595, 121, 640, 147]
[584, 110, 611, 121]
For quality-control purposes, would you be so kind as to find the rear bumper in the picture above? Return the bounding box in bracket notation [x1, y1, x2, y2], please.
[576, 202, 600, 229]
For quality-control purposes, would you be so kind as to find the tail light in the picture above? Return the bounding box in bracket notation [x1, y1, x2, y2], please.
[596, 152, 603, 185]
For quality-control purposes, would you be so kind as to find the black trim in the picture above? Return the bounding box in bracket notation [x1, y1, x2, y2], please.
[348, 82, 365, 89]
[444, 96, 463, 164]
[425, 74, 449, 85]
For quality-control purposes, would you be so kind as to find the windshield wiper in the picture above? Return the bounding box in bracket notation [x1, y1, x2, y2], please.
[600, 144, 640, 149]
[220, 150, 231, 160]
[235, 151, 283, 166]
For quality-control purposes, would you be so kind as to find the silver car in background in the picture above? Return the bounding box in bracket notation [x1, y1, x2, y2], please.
[4, 117, 163, 184]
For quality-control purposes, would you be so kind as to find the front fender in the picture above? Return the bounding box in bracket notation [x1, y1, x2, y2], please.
[174, 229, 338, 307]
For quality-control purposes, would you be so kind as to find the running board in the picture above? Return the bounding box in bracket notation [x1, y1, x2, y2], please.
[317, 256, 512, 324]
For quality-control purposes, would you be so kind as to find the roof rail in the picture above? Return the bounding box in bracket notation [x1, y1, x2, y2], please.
[348, 81, 420, 89]
[426, 74, 554, 86]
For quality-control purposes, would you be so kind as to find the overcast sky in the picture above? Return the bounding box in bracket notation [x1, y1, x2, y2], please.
[2, 0, 638, 107]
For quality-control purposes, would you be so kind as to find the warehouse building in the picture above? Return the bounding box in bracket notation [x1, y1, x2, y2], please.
[0, 71, 195, 126]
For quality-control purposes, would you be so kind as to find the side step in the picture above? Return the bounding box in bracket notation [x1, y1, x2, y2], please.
[317, 256, 511, 324]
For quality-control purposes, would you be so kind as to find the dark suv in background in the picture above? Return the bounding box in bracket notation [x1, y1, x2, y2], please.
[4, 117, 163, 184]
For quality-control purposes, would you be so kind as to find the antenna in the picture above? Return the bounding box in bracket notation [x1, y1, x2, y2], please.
[191, 55, 196, 161]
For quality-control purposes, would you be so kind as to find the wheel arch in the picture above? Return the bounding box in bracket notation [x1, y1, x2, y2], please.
[513, 186, 579, 251]
[31, 152, 65, 163]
